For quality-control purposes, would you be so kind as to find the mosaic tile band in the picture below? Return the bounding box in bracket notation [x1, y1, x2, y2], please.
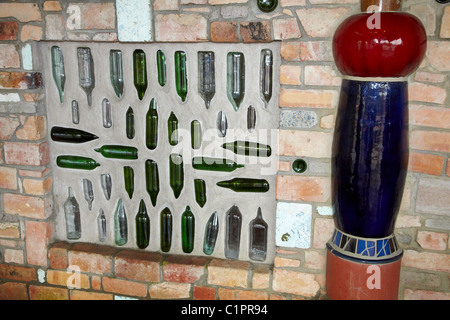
[327, 228, 402, 261]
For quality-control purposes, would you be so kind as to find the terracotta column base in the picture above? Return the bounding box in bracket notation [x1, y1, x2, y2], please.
[326, 244, 402, 300]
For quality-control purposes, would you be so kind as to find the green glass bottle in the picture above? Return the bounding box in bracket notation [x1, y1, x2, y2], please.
[203, 211, 219, 255]
[174, 51, 188, 102]
[160, 207, 172, 252]
[191, 120, 202, 149]
[146, 98, 158, 150]
[136, 199, 150, 249]
[169, 154, 184, 199]
[194, 179, 207, 208]
[95, 145, 138, 160]
[57, 155, 100, 170]
[168, 112, 179, 146]
[51, 46, 65, 103]
[257, 0, 278, 13]
[145, 159, 159, 207]
[114, 198, 128, 246]
[110, 49, 124, 98]
[292, 158, 307, 173]
[217, 178, 270, 193]
[181, 206, 195, 254]
[133, 49, 147, 100]
[126, 107, 135, 139]
[51, 126, 98, 144]
[227, 52, 245, 111]
[192, 156, 244, 172]
[123, 166, 134, 199]
[157, 50, 166, 87]
[221, 141, 272, 157]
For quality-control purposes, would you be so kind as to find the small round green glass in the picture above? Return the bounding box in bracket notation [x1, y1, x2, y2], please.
[257, 0, 278, 13]
[292, 159, 307, 173]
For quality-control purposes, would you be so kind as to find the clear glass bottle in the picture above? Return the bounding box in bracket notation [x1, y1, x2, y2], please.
[77, 47, 95, 106]
[198, 51, 215, 109]
[64, 187, 81, 240]
[82, 178, 94, 211]
[169, 154, 184, 199]
[247, 106, 256, 132]
[114, 198, 127, 246]
[110, 49, 124, 98]
[101, 173, 112, 200]
[174, 51, 188, 102]
[51, 46, 65, 103]
[145, 159, 159, 207]
[217, 111, 228, 138]
[225, 205, 242, 260]
[181, 206, 195, 253]
[191, 120, 202, 150]
[136, 199, 150, 249]
[146, 98, 158, 150]
[203, 211, 219, 255]
[71, 100, 79, 124]
[133, 49, 147, 100]
[160, 207, 173, 252]
[98, 208, 107, 242]
[249, 208, 268, 261]
[102, 98, 112, 128]
[260, 49, 273, 107]
[227, 52, 245, 111]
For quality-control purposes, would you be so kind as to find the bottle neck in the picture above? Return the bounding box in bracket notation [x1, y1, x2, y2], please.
[360, 0, 402, 12]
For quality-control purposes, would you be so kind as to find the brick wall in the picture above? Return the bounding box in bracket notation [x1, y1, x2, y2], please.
[0, 0, 449, 300]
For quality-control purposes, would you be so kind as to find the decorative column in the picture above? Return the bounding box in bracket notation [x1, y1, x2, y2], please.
[326, 0, 426, 300]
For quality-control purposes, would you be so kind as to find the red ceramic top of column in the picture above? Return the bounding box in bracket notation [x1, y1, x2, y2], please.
[332, 12, 427, 78]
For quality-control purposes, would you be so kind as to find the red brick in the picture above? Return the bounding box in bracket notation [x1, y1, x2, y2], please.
[23, 177, 52, 195]
[102, 277, 148, 297]
[163, 256, 207, 283]
[72, 3, 116, 30]
[408, 152, 445, 176]
[447, 159, 450, 177]
[272, 269, 320, 297]
[279, 129, 333, 158]
[279, 88, 338, 108]
[25, 220, 54, 266]
[235, 290, 268, 300]
[155, 14, 207, 41]
[410, 130, 450, 153]
[404, 289, 450, 300]
[276, 175, 331, 202]
[46, 269, 90, 289]
[402, 250, 450, 273]
[0, 21, 19, 40]
[15, 116, 47, 141]
[0, 263, 36, 281]
[211, 21, 239, 42]
[148, 282, 191, 299]
[68, 243, 116, 275]
[0, 166, 17, 190]
[0, 222, 20, 239]
[48, 242, 71, 269]
[0, 3, 42, 22]
[207, 259, 250, 288]
[193, 286, 216, 300]
[0, 72, 43, 89]
[3, 141, 49, 166]
[114, 250, 161, 282]
[0, 116, 20, 140]
[3, 193, 51, 219]
[281, 40, 332, 61]
[70, 290, 113, 300]
[408, 82, 447, 104]
[240, 21, 271, 42]
[0, 44, 20, 69]
[295, 7, 350, 38]
[0, 282, 28, 300]
[417, 231, 448, 251]
[29, 285, 69, 300]
[414, 72, 445, 83]
[409, 105, 450, 129]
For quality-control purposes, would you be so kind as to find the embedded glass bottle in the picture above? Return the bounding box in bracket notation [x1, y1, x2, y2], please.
[168, 112, 179, 146]
[126, 107, 135, 139]
[227, 52, 245, 111]
[169, 154, 184, 199]
[101, 173, 112, 200]
[64, 187, 81, 240]
[191, 120, 202, 150]
[110, 49, 124, 98]
[198, 51, 215, 109]
[145, 159, 159, 207]
[98, 208, 107, 242]
[203, 211, 219, 255]
[192, 156, 244, 172]
[194, 179, 207, 208]
[160, 207, 173, 252]
[260, 49, 273, 107]
[247, 106, 256, 132]
[225, 205, 242, 260]
[114, 198, 128, 246]
[181, 206, 195, 253]
[51, 46, 65, 103]
[94, 145, 138, 160]
[102, 98, 112, 128]
[123, 166, 134, 199]
[221, 141, 272, 157]
[133, 49, 147, 100]
[174, 51, 188, 102]
[217, 178, 270, 193]
[157, 50, 166, 87]
[77, 47, 95, 106]
[50, 126, 98, 144]
[71, 100, 79, 124]
[82, 178, 94, 211]
[217, 111, 228, 138]
[136, 199, 150, 249]
[57, 155, 100, 170]
[249, 208, 268, 261]
[146, 98, 158, 150]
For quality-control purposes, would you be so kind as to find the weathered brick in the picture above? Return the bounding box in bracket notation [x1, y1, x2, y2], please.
[402, 250, 450, 273]
[3, 141, 49, 166]
[408, 152, 445, 176]
[414, 72, 445, 83]
[29, 285, 69, 300]
[409, 105, 450, 129]
[102, 277, 148, 297]
[208, 259, 249, 288]
[407, 3, 436, 37]
[0, 21, 19, 40]
[155, 14, 208, 42]
[0, 263, 36, 282]
[281, 41, 332, 61]
[0, 166, 17, 190]
[211, 21, 239, 42]
[427, 41, 450, 71]
[234, 289, 268, 300]
[408, 82, 447, 104]
[45, 14, 65, 40]
[69, 290, 113, 300]
[23, 177, 52, 195]
[274, 256, 301, 268]
[46, 269, 90, 289]
[395, 215, 421, 228]
[410, 130, 450, 153]
[278, 129, 333, 158]
[240, 21, 271, 42]
[163, 256, 207, 283]
[416, 177, 450, 216]
[281, 0, 306, 5]
[0, 282, 28, 300]
[279, 88, 338, 108]
[273, 18, 301, 40]
[20, 25, 43, 41]
[48, 242, 71, 269]
[304, 65, 341, 86]
[276, 175, 331, 202]
[312, 218, 335, 249]
[440, 5, 450, 38]
[252, 265, 271, 289]
[3, 193, 51, 219]
[66, 3, 115, 30]
[296, 7, 350, 37]
[404, 289, 450, 300]
[280, 64, 302, 85]
[305, 251, 325, 270]
[272, 269, 320, 297]
[0, 116, 20, 140]
[43, 1, 63, 11]
[417, 231, 448, 251]
[114, 250, 161, 282]
[0, 44, 20, 69]
[0, 72, 43, 90]
[400, 270, 441, 289]
[193, 286, 216, 300]
[148, 282, 191, 299]
[0, 222, 20, 239]
[25, 220, 54, 266]
[16, 116, 47, 141]
[68, 243, 115, 275]
[154, 0, 179, 11]
[0, 3, 42, 22]
[4, 249, 24, 264]
[209, 0, 247, 4]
